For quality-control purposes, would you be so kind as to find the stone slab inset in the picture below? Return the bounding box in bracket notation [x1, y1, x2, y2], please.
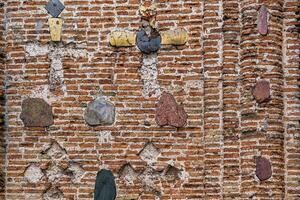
[109, 31, 136, 47]
[256, 156, 272, 181]
[45, 0, 65, 18]
[24, 164, 44, 184]
[49, 18, 63, 42]
[84, 97, 115, 126]
[94, 169, 117, 200]
[136, 29, 161, 54]
[20, 98, 54, 127]
[258, 5, 268, 35]
[252, 80, 270, 103]
[161, 29, 188, 45]
[155, 92, 187, 128]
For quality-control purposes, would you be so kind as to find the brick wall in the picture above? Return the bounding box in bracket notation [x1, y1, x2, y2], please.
[1, 0, 299, 199]
[0, 0, 6, 197]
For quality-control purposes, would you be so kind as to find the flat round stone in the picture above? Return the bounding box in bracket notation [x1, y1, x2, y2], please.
[252, 80, 270, 103]
[20, 98, 54, 127]
[256, 156, 272, 181]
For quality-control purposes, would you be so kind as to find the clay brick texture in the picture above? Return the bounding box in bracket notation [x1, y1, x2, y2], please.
[0, 0, 299, 199]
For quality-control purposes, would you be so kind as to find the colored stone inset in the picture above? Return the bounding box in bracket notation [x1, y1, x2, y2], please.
[94, 169, 117, 200]
[155, 92, 187, 128]
[252, 80, 271, 103]
[161, 29, 188, 45]
[258, 5, 268, 35]
[136, 29, 161, 54]
[256, 156, 272, 181]
[45, 0, 65, 18]
[49, 18, 63, 42]
[20, 98, 54, 127]
[109, 31, 136, 47]
[84, 97, 115, 126]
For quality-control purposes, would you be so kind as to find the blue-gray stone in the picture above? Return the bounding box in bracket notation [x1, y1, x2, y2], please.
[84, 97, 115, 126]
[137, 29, 161, 54]
[45, 0, 65, 18]
[94, 169, 117, 200]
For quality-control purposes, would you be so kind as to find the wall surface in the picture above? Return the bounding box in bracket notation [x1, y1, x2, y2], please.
[0, 0, 299, 200]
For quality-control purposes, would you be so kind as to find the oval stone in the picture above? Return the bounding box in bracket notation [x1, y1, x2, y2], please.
[252, 80, 271, 103]
[256, 156, 272, 181]
[94, 169, 116, 200]
[136, 29, 161, 54]
[258, 5, 268, 35]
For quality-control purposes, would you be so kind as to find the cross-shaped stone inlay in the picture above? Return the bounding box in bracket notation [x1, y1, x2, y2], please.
[25, 42, 87, 95]
[109, 3, 188, 98]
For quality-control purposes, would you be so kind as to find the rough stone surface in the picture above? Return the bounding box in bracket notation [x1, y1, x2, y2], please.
[109, 31, 136, 47]
[84, 97, 115, 126]
[44, 141, 67, 160]
[24, 164, 44, 183]
[155, 92, 187, 128]
[161, 29, 188, 45]
[65, 162, 85, 183]
[46, 164, 64, 183]
[136, 29, 161, 54]
[256, 157, 272, 181]
[20, 98, 54, 127]
[138, 142, 160, 165]
[118, 164, 139, 184]
[258, 5, 268, 35]
[165, 165, 181, 181]
[43, 186, 63, 200]
[252, 80, 271, 103]
[94, 169, 117, 200]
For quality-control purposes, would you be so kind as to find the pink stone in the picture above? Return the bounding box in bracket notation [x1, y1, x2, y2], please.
[252, 80, 270, 103]
[256, 156, 272, 181]
[258, 5, 268, 35]
[155, 92, 187, 128]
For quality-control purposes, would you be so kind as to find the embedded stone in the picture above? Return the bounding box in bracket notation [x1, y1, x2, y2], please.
[118, 163, 139, 184]
[24, 164, 44, 183]
[161, 29, 188, 45]
[20, 98, 54, 127]
[252, 80, 270, 103]
[94, 169, 117, 200]
[136, 29, 161, 54]
[165, 165, 181, 181]
[256, 156, 272, 181]
[138, 142, 160, 165]
[139, 4, 157, 20]
[258, 5, 268, 35]
[155, 92, 187, 128]
[45, 0, 65, 18]
[43, 186, 63, 200]
[109, 31, 136, 47]
[49, 18, 63, 42]
[84, 97, 115, 126]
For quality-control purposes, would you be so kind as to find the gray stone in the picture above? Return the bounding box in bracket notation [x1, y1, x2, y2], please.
[20, 98, 54, 127]
[137, 29, 161, 54]
[45, 0, 65, 18]
[84, 97, 115, 126]
[94, 169, 116, 200]
[24, 164, 44, 183]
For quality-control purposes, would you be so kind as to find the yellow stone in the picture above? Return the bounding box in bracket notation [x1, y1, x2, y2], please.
[109, 31, 136, 47]
[161, 28, 188, 45]
[48, 18, 63, 42]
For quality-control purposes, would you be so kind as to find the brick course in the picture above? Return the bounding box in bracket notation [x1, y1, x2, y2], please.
[0, 0, 299, 199]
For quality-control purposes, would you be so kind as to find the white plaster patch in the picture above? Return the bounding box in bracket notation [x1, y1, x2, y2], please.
[139, 53, 161, 98]
[24, 164, 44, 183]
[46, 165, 64, 183]
[25, 43, 49, 57]
[139, 142, 160, 165]
[45, 141, 67, 160]
[98, 131, 113, 143]
[67, 162, 85, 183]
[119, 164, 139, 184]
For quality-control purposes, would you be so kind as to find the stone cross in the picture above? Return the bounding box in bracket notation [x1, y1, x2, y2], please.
[25, 42, 86, 95]
[109, 4, 188, 98]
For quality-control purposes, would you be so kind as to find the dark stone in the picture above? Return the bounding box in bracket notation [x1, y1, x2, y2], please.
[84, 97, 115, 126]
[256, 156, 272, 181]
[94, 169, 116, 200]
[136, 29, 161, 54]
[45, 0, 65, 18]
[252, 80, 270, 103]
[258, 5, 268, 35]
[20, 98, 54, 127]
[155, 92, 187, 128]
[165, 165, 180, 181]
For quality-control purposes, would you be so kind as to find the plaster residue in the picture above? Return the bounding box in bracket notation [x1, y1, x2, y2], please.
[24, 163, 44, 183]
[98, 131, 113, 144]
[25, 42, 87, 95]
[139, 53, 161, 98]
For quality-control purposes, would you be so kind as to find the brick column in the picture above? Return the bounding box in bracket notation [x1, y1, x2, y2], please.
[283, 0, 300, 198]
[222, 0, 241, 198]
[240, 0, 285, 199]
[202, 1, 224, 199]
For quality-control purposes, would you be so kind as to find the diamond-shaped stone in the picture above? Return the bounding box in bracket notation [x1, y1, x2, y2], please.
[45, 0, 65, 18]
[138, 142, 160, 165]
